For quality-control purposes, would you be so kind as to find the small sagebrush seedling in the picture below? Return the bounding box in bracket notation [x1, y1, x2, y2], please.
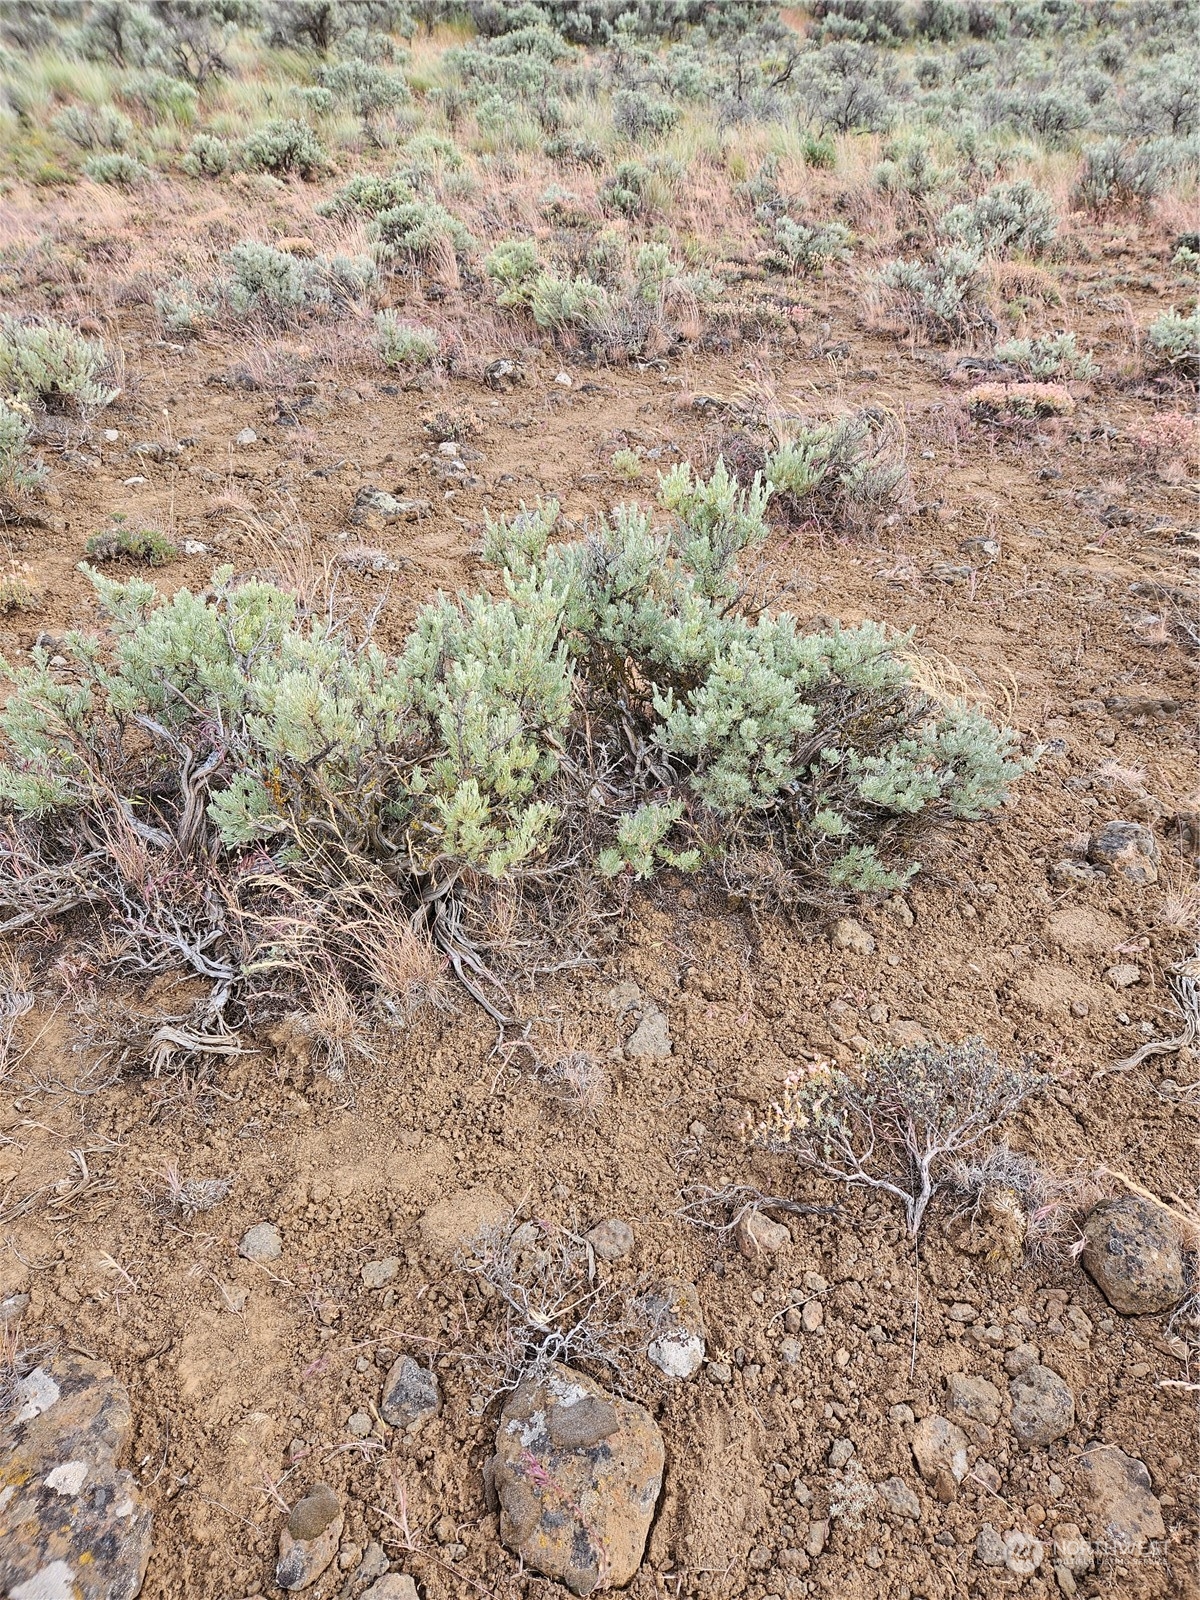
[748, 1038, 1046, 1236]
[85, 518, 178, 566]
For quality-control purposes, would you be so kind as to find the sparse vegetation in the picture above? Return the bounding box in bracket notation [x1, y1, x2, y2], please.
[85, 517, 178, 566]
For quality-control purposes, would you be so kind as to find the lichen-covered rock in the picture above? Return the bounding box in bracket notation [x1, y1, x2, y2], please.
[276, 1482, 343, 1590]
[944, 1372, 1002, 1427]
[380, 1356, 441, 1429]
[910, 1415, 969, 1502]
[0, 1353, 152, 1600]
[1075, 1443, 1165, 1554]
[494, 1363, 664, 1595]
[642, 1278, 705, 1380]
[1080, 1196, 1185, 1315]
[1088, 820, 1159, 885]
[1009, 1364, 1075, 1448]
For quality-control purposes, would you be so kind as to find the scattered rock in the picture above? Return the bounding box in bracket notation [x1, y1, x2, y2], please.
[484, 358, 525, 390]
[1050, 1522, 1093, 1575]
[801, 1301, 824, 1333]
[706, 1360, 733, 1384]
[832, 918, 875, 956]
[234, 427, 257, 445]
[419, 1186, 509, 1256]
[1009, 1364, 1075, 1448]
[380, 1357, 441, 1429]
[1075, 1443, 1165, 1553]
[362, 1577, 419, 1600]
[735, 1209, 791, 1258]
[945, 1372, 1002, 1427]
[276, 1483, 343, 1591]
[643, 1278, 705, 1379]
[238, 1222, 281, 1262]
[359, 1542, 389, 1582]
[1080, 1196, 1185, 1315]
[828, 1437, 855, 1469]
[1106, 963, 1142, 988]
[1005, 1342, 1040, 1375]
[1050, 860, 1103, 888]
[877, 1476, 920, 1519]
[347, 1412, 373, 1438]
[1004, 1529, 1044, 1575]
[361, 1257, 400, 1289]
[494, 1362, 664, 1595]
[1088, 820, 1159, 885]
[586, 1217, 635, 1261]
[976, 1524, 1007, 1566]
[0, 1354, 152, 1600]
[351, 487, 432, 528]
[911, 1415, 969, 1502]
[883, 895, 914, 927]
[625, 1001, 672, 1059]
[554, 370, 573, 387]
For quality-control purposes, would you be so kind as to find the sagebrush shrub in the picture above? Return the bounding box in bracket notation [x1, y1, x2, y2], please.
[940, 180, 1057, 256]
[877, 248, 994, 339]
[484, 239, 541, 307]
[1146, 308, 1200, 374]
[154, 276, 216, 337]
[220, 241, 376, 322]
[992, 331, 1096, 379]
[369, 199, 474, 263]
[373, 310, 439, 367]
[765, 412, 909, 531]
[0, 318, 115, 413]
[181, 132, 231, 177]
[85, 518, 178, 566]
[83, 152, 152, 187]
[239, 118, 327, 178]
[1074, 139, 1163, 210]
[528, 272, 607, 331]
[318, 58, 410, 117]
[316, 171, 414, 218]
[770, 217, 852, 274]
[0, 463, 1029, 1018]
[612, 87, 679, 141]
[0, 399, 43, 492]
[51, 103, 133, 151]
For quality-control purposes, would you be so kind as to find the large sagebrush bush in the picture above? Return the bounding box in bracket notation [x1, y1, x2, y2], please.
[0, 318, 116, 413]
[939, 180, 1058, 257]
[0, 463, 1030, 1024]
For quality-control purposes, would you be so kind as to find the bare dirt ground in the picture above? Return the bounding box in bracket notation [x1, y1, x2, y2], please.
[1, 192, 1196, 1600]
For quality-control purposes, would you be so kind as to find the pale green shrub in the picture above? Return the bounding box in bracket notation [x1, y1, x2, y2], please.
[1074, 139, 1163, 210]
[221, 242, 376, 322]
[239, 118, 326, 179]
[154, 276, 217, 336]
[316, 171, 413, 218]
[51, 103, 133, 151]
[181, 131, 231, 177]
[0, 318, 115, 413]
[765, 413, 909, 531]
[993, 331, 1096, 379]
[877, 247, 994, 339]
[0, 399, 43, 492]
[369, 199, 473, 264]
[770, 217, 852, 274]
[85, 516, 177, 566]
[318, 59, 410, 118]
[940, 180, 1057, 256]
[122, 69, 199, 122]
[484, 239, 541, 308]
[373, 310, 439, 367]
[528, 272, 607, 331]
[83, 151, 152, 186]
[1146, 308, 1200, 373]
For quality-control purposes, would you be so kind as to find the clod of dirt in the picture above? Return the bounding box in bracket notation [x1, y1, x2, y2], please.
[275, 1482, 343, 1591]
[418, 1186, 509, 1256]
[944, 1372, 1002, 1429]
[493, 1361, 665, 1596]
[362, 1575, 419, 1599]
[643, 1277, 706, 1379]
[361, 1256, 400, 1288]
[832, 917, 876, 955]
[586, 1217, 635, 1261]
[237, 1221, 281, 1262]
[1008, 1363, 1076, 1448]
[1074, 1443, 1166, 1554]
[1087, 819, 1160, 885]
[735, 1208, 791, 1258]
[1080, 1195, 1186, 1315]
[0, 1353, 152, 1600]
[625, 1003, 672, 1059]
[909, 1415, 969, 1502]
[876, 1475, 921, 1520]
[379, 1355, 441, 1429]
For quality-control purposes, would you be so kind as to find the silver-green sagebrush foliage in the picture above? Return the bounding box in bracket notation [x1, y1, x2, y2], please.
[0, 463, 1030, 1022]
[0, 318, 116, 413]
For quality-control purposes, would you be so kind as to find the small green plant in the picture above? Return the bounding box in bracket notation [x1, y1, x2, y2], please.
[993, 331, 1096, 379]
[940, 180, 1058, 257]
[82, 152, 152, 187]
[51, 103, 133, 151]
[610, 447, 641, 479]
[373, 310, 439, 368]
[0, 569, 42, 613]
[1146, 307, 1200, 375]
[85, 517, 178, 566]
[238, 118, 326, 179]
[770, 217, 852, 274]
[801, 130, 838, 169]
[154, 276, 216, 337]
[315, 171, 413, 218]
[877, 247, 994, 339]
[612, 88, 679, 142]
[180, 132, 231, 177]
[484, 239, 541, 308]
[369, 199, 474, 265]
[1074, 139, 1163, 211]
[220, 242, 375, 322]
[0, 399, 43, 493]
[0, 318, 115, 413]
[765, 412, 909, 531]
[748, 1038, 1046, 1236]
[528, 272, 607, 332]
